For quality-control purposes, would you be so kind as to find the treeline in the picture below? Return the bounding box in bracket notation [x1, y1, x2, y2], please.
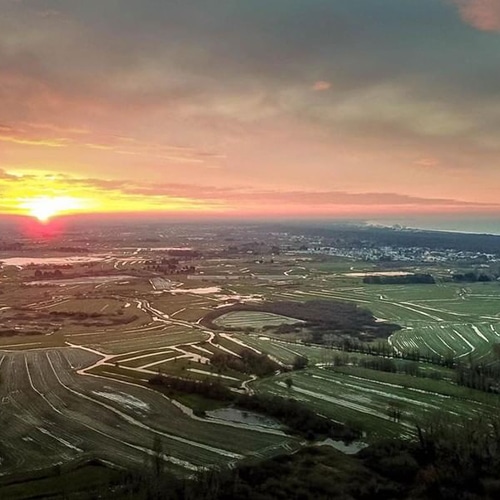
[47, 310, 138, 327]
[0, 242, 23, 251]
[338, 338, 455, 367]
[29, 269, 137, 282]
[235, 393, 359, 441]
[452, 271, 497, 282]
[33, 269, 64, 279]
[330, 353, 424, 378]
[202, 300, 400, 342]
[108, 447, 400, 500]
[363, 274, 435, 285]
[0, 328, 46, 337]
[164, 249, 201, 258]
[148, 374, 358, 441]
[54, 246, 90, 253]
[49, 311, 105, 319]
[210, 349, 280, 377]
[144, 257, 196, 275]
[455, 361, 500, 393]
[262, 322, 302, 334]
[410, 413, 500, 498]
[149, 374, 232, 401]
[330, 347, 500, 394]
[222, 242, 281, 256]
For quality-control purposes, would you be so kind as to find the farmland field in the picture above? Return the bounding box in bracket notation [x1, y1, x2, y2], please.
[268, 281, 500, 362]
[252, 365, 500, 439]
[214, 311, 302, 328]
[2, 241, 500, 482]
[0, 348, 298, 477]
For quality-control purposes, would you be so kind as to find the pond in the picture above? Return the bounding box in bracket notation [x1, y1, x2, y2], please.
[206, 407, 282, 429]
[316, 438, 368, 455]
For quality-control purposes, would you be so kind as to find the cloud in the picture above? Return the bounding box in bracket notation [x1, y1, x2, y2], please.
[52, 175, 500, 209]
[37, 10, 63, 19]
[414, 158, 441, 168]
[451, 0, 500, 32]
[1, 169, 500, 218]
[22, 122, 90, 135]
[0, 122, 80, 149]
[0, 134, 68, 148]
[312, 81, 331, 91]
[0, 120, 223, 164]
[0, 169, 17, 180]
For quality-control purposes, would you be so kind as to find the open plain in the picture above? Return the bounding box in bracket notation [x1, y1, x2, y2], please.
[2, 224, 500, 487]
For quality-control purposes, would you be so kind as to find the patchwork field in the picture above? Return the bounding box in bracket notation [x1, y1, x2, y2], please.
[0, 348, 298, 477]
[267, 281, 500, 362]
[252, 365, 500, 439]
[2, 250, 500, 480]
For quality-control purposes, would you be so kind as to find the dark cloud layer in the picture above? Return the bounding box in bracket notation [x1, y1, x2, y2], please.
[4, 3, 498, 129]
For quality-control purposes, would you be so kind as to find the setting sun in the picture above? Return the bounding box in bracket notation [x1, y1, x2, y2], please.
[20, 196, 85, 223]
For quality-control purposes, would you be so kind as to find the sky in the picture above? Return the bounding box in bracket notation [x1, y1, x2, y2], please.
[1, 0, 500, 222]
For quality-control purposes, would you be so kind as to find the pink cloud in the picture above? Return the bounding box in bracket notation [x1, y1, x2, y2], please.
[414, 157, 440, 168]
[70, 176, 498, 209]
[451, 0, 500, 32]
[0, 120, 223, 164]
[312, 80, 332, 91]
[0, 134, 68, 148]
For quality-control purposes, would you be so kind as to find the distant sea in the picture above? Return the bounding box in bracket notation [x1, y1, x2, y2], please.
[367, 217, 500, 236]
[0, 214, 499, 237]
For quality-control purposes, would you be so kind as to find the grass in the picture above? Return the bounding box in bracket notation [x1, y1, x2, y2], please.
[79, 329, 209, 354]
[151, 295, 214, 315]
[90, 364, 152, 382]
[111, 347, 174, 363]
[171, 308, 211, 322]
[73, 368, 297, 460]
[174, 393, 229, 412]
[152, 359, 246, 387]
[0, 460, 124, 500]
[232, 334, 333, 364]
[215, 311, 302, 328]
[254, 372, 403, 439]
[252, 365, 500, 440]
[117, 350, 180, 369]
[42, 298, 125, 315]
[0, 332, 67, 350]
[213, 336, 249, 355]
[330, 365, 500, 405]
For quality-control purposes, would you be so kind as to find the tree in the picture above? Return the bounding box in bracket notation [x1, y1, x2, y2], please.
[387, 403, 403, 423]
[152, 434, 164, 479]
[292, 355, 309, 370]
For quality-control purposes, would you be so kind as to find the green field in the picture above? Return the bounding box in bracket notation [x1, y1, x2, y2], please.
[215, 311, 302, 328]
[252, 366, 500, 440]
[265, 281, 500, 362]
[3, 251, 500, 480]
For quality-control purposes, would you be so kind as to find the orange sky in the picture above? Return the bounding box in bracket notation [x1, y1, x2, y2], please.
[1, 0, 500, 220]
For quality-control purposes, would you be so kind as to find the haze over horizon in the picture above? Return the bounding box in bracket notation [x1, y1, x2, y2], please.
[1, 0, 500, 223]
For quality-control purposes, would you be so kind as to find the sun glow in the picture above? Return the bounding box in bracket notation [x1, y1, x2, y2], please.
[20, 196, 85, 222]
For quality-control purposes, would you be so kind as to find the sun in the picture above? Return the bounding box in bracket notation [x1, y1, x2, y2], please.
[21, 196, 84, 223]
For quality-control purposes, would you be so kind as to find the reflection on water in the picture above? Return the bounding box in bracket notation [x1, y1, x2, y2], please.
[207, 407, 282, 429]
[316, 438, 368, 454]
